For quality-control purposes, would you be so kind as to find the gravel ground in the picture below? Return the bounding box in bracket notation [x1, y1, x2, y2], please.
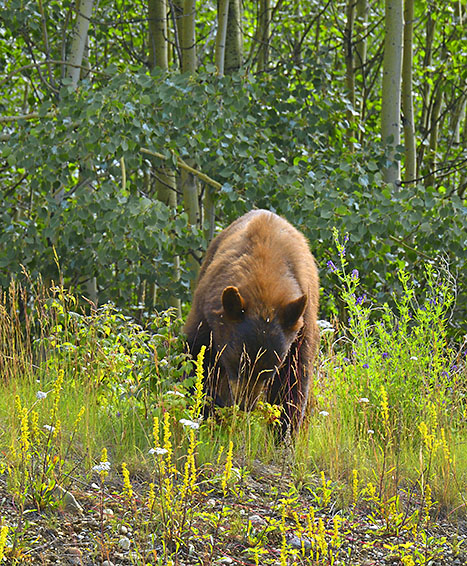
[1, 466, 465, 566]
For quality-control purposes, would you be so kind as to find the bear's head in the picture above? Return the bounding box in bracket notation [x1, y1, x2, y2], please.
[212, 286, 307, 409]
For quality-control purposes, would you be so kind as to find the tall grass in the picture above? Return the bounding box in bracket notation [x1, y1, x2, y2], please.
[0, 251, 465, 563]
[302, 232, 466, 514]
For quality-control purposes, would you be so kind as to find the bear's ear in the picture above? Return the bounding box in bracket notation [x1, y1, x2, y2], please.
[281, 294, 307, 329]
[222, 286, 246, 320]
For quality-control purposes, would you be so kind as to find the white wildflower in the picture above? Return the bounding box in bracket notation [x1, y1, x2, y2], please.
[410, 356, 418, 361]
[36, 390, 48, 400]
[149, 447, 168, 456]
[179, 418, 200, 430]
[166, 390, 185, 398]
[359, 397, 370, 403]
[317, 320, 334, 333]
[43, 424, 55, 433]
[319, 410, 329, 417]
[92, 461, 111, 473]
[367, 429, 375, 435]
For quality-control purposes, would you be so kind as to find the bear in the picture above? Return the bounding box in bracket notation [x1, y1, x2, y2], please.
[184, 209, 319, 435]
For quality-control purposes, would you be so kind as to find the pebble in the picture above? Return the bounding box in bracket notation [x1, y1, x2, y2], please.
[217, 558, 233, 565]
[66, 547, 82, 565]
[249, 514, 266, 527]
[288, 534, 312, 550]
[54, 485, 84, 514]
[119, 536, 131, 551]
[102, 561, 115, 566]
[119, 524, 128, 535]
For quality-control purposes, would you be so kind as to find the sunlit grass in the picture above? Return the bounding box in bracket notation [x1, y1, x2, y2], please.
[0, 249, 466, 562]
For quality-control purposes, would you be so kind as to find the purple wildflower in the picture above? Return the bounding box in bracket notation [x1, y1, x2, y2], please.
[327, 260, 337, 272]
[362, 363, 369, 369]
[352, 269, 359, 280]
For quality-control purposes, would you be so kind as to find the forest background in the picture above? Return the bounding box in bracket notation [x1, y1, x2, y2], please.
[1, 0, 466, 329]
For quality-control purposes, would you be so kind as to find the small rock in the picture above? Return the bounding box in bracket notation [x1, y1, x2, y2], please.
[103, 508, 114, 517]
[288, 534, 312, 550]
[249, 514, 266, 527]
[119, 524, 128, 535]
[66, 547, 82, 565]
[91, 482, 100, 490]
[54, 485, 83, 514]
[102, 561, 115, 566]
[119, 536, 131, 551]
[217, 558, 233, 565]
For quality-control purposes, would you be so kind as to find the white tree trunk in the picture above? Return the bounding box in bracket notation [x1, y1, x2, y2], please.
[181, 0, 196, 73]
[148, 0, 168, 70]
[381, 0, 403, 185]
[225, 0, 243, 73]
[402, 0, 416, 183]
[67, 0, 97, 303]
[215, 0, 230, 76]
[344, 0, 356, 149]
[257, 0, 271, 72]
[67, 0, 94, 88]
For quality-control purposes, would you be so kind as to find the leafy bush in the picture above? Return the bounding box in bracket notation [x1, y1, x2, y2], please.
[1, 61, 466, 328]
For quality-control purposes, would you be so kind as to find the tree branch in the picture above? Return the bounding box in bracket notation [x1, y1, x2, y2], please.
[0, 111, 56, 123]
[0, 60, 104, 90]
[140, 147, 222, 190]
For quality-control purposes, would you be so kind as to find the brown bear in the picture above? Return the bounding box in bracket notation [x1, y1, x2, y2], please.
[184, 209, 319, 434]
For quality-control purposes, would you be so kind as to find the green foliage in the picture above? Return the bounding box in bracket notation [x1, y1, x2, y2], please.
[1, 61, 466, 326]
[305, 238, 466, 514]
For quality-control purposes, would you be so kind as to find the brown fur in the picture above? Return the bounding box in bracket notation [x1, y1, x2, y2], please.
[184, 210, 319, 434]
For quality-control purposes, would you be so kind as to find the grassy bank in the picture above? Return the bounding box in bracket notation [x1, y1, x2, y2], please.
[0, 257, 465, 564]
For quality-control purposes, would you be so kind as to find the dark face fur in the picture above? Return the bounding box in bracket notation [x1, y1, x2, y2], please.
[213, 286, 306, 409]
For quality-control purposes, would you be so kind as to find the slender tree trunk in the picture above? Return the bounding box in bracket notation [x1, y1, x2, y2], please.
[344, 0, 356, 150]
[355, 0, 368, 69]
[225, 0, 243, 73]
[67, 0, 94, 88]
[402, 0, 416, 183]
[417, 8, 435, 176]
[381, 0, 403, 185]
[147, 0, 176, 208]
[179, 0, 200, 290]
[425, 82, 443, 187]
[203, 184, 215, 243]
[148, 0, 181, 313]
[257, 0, 271, 72]
[355, 0, 368, 142]
[181, 0, 196, 73]
[67, 0, 98, 304]
[148, 0, 168, 70]
[215, 0, 230, 75]
[450, 96, 466, 146]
